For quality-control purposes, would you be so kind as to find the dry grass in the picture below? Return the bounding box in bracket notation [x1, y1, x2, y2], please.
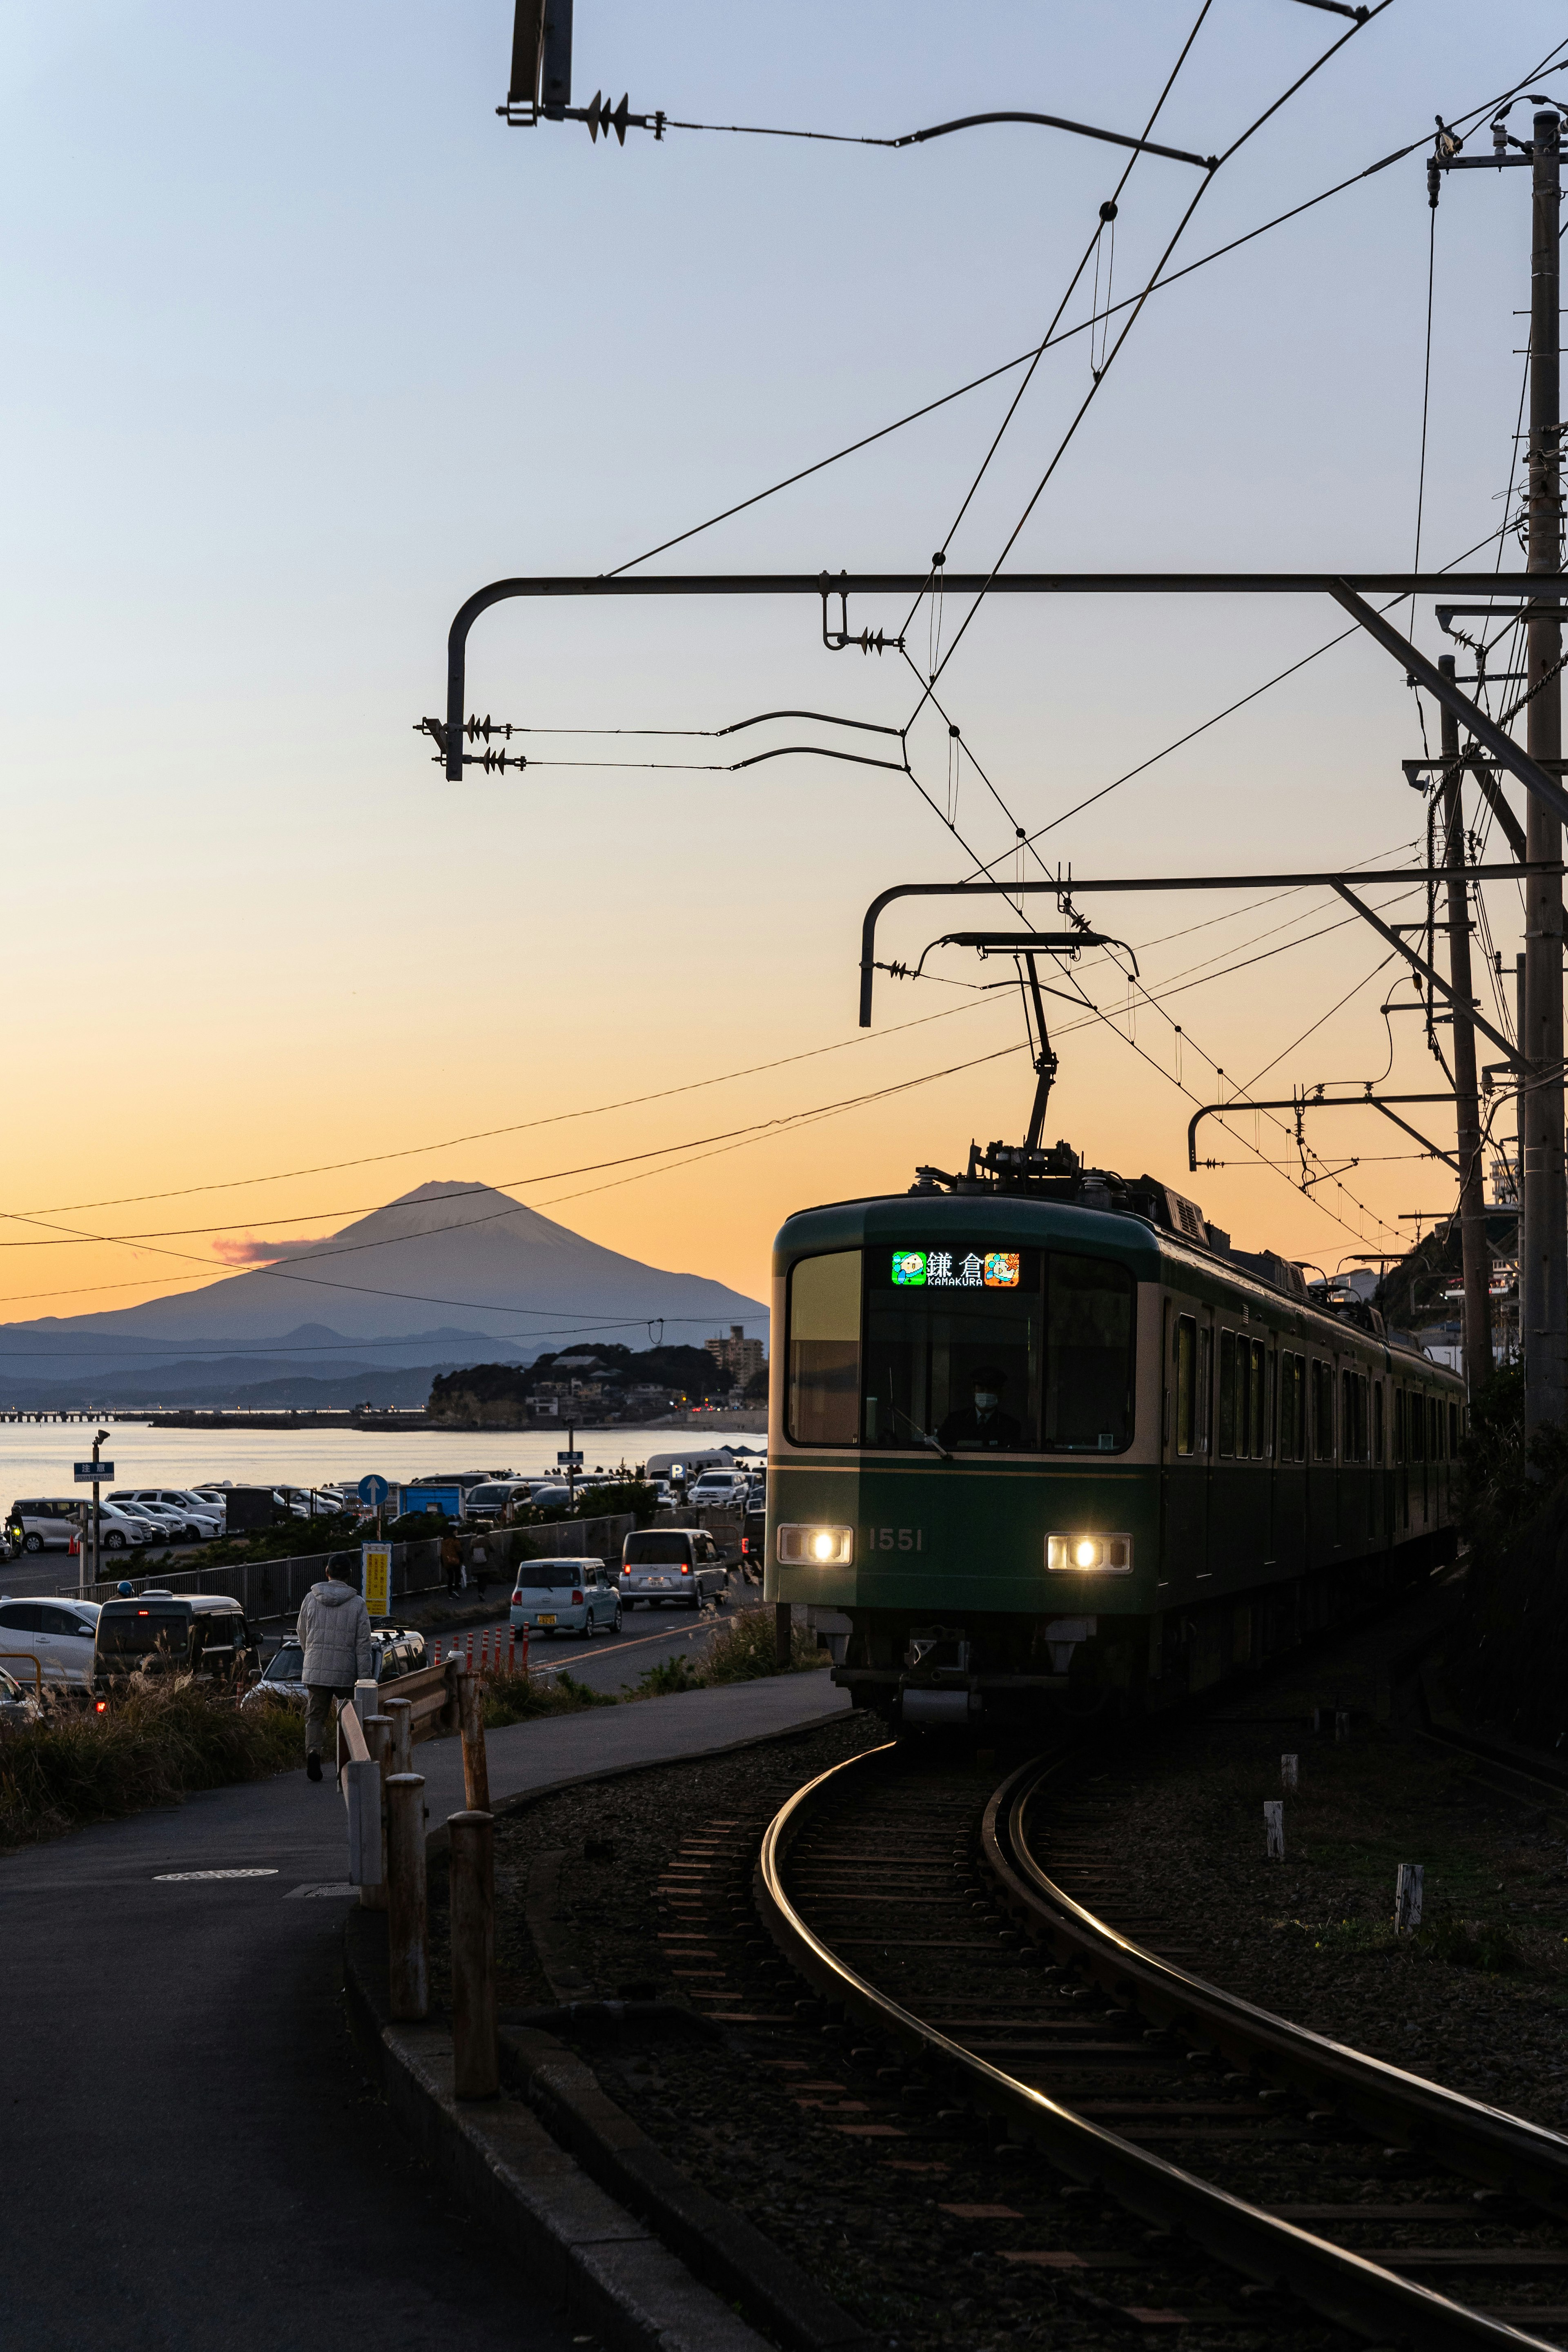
[479, 1666, 618, 1729]
[632, 1604, 829, 1696]
[0, 1677, 303, 1848]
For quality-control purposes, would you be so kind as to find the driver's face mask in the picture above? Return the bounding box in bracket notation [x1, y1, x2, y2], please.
[974, 1391, 999, 1411]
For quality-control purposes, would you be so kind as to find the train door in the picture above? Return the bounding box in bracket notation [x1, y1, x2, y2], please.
[1165, 1297, 1209, 1589]
[1275, 1347, 1305, 1575]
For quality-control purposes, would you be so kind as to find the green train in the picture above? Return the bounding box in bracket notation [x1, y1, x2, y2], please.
[764, 1141, 1465, 1728]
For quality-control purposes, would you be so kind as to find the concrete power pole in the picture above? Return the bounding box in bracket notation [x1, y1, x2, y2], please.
[1438, 655, 1492, 1389]
[1522, 107, 1566, 1437]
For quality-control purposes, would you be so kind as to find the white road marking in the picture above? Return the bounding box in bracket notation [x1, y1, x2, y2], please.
[153, 1867, 280, 1882]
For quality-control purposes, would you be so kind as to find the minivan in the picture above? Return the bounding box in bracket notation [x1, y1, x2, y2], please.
[92, 1593, 257, 1685]
[619, 1528, 728, 1608]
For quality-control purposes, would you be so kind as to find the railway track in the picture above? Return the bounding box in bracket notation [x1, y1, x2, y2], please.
[755, 1742, 1568, 2350]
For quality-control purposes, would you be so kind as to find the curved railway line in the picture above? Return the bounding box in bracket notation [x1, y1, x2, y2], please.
[755, 1742, 1568, 2350]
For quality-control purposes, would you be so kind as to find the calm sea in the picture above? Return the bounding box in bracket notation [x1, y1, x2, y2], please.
[0, 1422, 760, 1501]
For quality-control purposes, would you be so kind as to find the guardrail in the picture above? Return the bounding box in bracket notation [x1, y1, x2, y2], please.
[0, 1650, 44, 1695]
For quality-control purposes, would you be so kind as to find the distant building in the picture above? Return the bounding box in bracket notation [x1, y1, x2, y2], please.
[706, 1325, 765, 1385]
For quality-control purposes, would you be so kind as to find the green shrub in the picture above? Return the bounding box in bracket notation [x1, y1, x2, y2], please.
[1414, 1915, 1521, 1973]
[479, 1665, 618, 1729]
[630, 1605, 827, 1698]
[0, 1678, 303, 1848]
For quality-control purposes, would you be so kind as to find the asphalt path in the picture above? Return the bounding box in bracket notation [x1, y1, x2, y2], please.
[6, 1595, 830, 2352]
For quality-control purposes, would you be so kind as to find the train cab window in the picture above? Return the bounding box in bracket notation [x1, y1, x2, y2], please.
[1174, 1315, 1196, 1457]
[1217, 1330, 1237, 1457]
[786, 1252, 863, 1447]
[1044, 1254, 1135, 1451]
[1311, 1359, 1335, 1459]
[865, 1243, 1041, 1452]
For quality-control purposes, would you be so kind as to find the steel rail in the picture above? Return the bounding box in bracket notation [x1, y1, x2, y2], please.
[987, 1755, 1568, 2215]
[756, 1743, 1561, 2351]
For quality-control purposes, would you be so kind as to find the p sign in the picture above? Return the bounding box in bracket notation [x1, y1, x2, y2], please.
[362, 1542, 392, 1619]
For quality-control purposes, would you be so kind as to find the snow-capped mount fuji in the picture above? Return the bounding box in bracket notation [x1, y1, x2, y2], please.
[0, 1182, 768, 1381]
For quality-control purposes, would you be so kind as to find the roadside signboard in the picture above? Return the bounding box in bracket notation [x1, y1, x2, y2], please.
[557, 1450, 584, 1468]
[403, 1483, 464, 1522]
[74, 1461, 114, 1481]
[362, 1542, 392, 1619]
[357, 1473, 390, 1508]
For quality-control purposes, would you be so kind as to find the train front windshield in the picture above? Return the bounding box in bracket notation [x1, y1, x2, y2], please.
[786, 1245, 1135, 1454]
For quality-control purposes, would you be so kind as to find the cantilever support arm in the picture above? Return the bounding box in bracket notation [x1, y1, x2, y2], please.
[1327, 581, 1568, 829]
[1331, 881, 1524, 1070]
[1187, 1094, 1459, 1172]
[858, 866, 1556, 1027]
[1365, 1099, 1462, 1173]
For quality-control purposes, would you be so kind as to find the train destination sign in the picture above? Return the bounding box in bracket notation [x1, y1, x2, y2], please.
[890, 1249, 1020, 1290]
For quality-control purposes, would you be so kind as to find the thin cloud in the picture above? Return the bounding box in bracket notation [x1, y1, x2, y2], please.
[210, 1236, 325, 1266]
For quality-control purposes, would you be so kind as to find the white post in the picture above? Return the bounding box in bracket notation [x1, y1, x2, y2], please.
[1264, 1801, 1285, 1860]
[1281, 1754, 1298, 1790]
[1335, 1708, 1350, 1744]
[352, 1676, 378, 1726]
[1394, 1863, 1424, 1933]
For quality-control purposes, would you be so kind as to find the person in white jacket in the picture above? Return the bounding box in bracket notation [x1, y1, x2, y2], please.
[296, 1555, 373, 1782]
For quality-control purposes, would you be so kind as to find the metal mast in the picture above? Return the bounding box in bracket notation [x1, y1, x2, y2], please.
[1437, 654, 1491, 1387]
[1523, 107, 1565, 1434]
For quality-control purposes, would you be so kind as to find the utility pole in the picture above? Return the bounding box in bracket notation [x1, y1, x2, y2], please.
[1523, 107, 1566, 1437]
[1438, 656, 1492, 1388]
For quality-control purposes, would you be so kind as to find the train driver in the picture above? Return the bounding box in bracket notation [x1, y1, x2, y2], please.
[938, 1365, 1023, 1450]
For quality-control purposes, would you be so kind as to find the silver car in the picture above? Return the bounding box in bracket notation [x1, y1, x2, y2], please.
[619, 1527, 728, 1609]
[509, 1559, 621, 1638]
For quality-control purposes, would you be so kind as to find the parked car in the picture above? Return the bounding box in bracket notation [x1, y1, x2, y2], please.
[509, 1558, 621, 1638]
[93, 1504, 156, 1552]
[7, 1498, 87, 1554]
[105, 1500, 184, 1547]
[111, 1489, 225, 1541]
[0, 1596, 101, 1689]
[688, 1472, 748, 1508]
[463, 1479, 533, 1525]
[242, 1623, 427, 1711]
[619, 1527, 727, 1609]
[0, 1662, 40, 1724]
[92, 1592, 256, 1684]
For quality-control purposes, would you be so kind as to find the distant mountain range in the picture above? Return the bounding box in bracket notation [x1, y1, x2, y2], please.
[0, 1183, 767, 1402]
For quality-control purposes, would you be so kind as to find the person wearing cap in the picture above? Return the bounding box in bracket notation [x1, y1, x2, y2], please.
[938, 1366, 1023, 1450]
[296, 1553, 372, 1782]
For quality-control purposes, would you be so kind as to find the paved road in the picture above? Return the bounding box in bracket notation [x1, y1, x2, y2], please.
[5, 1669, 847, 2352]
[431, 1578, 769, 1694]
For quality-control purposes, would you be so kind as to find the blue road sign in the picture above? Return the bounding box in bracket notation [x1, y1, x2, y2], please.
[74, 1461, 114, 1481]
[358, 1474, 391, 1507]
[557, 1450, 584, 1468]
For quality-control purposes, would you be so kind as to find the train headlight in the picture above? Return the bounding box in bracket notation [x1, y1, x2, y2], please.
[776, 1523, 853, 1567]
[1046, 1532, 1131, 1574]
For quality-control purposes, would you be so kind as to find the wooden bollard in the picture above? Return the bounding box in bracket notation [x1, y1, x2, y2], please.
[386, 1695, 412, 1776]
[457, 1665, 491, 1815]
[1263, 1800, 1285, 1860]
[1281, 1754, 1298, 1790]
[361, 1714, 392, 1912]
[386, 1773, 429, 2020]
[1394, 1862, 1424, 1934]
[449, 1809, 499, 2099]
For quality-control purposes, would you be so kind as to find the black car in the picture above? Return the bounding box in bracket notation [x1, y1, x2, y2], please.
[93, 1592, 257, 1685]
[739, 1505, 766, 1574]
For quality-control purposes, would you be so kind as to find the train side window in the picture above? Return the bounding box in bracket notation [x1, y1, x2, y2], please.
[1450, 1401, 1460, 1454]
[1408, 1390, 1424, 1461]
[1341, 1368, 1368, 1463]
[1249, 1340, 1266, 1460]
[1374, 1381, 1385, 1464]
[1174, 1315, 1196, 1457]
[1197, 1324, 1212, 1454]
[786, 1251, 863, 1448]
[1311, 1359, 1335, 1459]
[1217, 1330, 1237, 1457]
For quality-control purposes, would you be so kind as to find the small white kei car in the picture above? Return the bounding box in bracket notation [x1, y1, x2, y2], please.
[508, 1558, 622, 1638]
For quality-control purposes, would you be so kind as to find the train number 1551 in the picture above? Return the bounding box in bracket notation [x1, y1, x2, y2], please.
[868, 1527, 924, 1551]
